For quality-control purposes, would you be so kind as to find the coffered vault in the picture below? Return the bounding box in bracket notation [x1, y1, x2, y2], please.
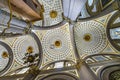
[0, 0, 120, 80]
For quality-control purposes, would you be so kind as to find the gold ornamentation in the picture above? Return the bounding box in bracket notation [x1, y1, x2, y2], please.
[27, 46, 33, 53]
[2, 51, 9, 59]
[83, 34, 92, 42]
[54, 40, 61, 48]
[75, 59, 84, 69]
[50, 10, 58, 18]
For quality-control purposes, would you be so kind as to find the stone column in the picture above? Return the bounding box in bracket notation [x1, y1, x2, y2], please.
[76, 61, 99, 80]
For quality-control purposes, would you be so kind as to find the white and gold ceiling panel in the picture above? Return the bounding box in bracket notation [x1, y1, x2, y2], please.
[0, 37, 18, 47]
[74, 20, 107, 56]
[94, 11, 117, 26]
[0, 34, 42, 75]
[43, 12, 63, 27]
[0, 41, 13, 76]
[12, 35, 39, 65]
[93, 11, 118, 54]
[38, 0, 63, 26]
[34, 23, 76, 67]
[42, 29, 71, 60]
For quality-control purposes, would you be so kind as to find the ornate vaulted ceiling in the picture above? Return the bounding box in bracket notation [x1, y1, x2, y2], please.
[0, 0, 120, 80]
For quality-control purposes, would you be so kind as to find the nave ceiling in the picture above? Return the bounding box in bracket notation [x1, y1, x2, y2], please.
[0, 0, 120, 80]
